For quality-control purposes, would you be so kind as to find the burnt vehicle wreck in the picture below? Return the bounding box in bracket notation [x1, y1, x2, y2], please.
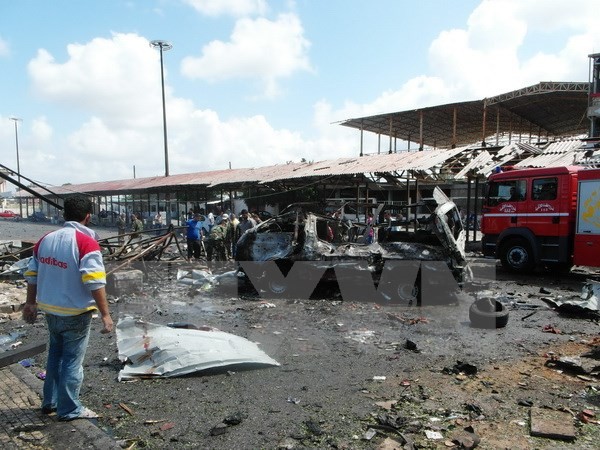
[236, 188, 469, 305]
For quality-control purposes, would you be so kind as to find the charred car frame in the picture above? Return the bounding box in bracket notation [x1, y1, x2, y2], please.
[235, 188, 469, 304]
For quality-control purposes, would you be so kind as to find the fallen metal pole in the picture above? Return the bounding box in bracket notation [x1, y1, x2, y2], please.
[106, 239, 165, 276]
[0, 163, 62, 209]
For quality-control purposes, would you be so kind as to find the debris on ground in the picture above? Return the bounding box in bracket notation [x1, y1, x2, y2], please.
[0, 240, 33, 275]
[0, 283, 26, 322]
[529, 407, 577, 441]
[545, 353, 600, 378]
[578, 409, 599, 424]
[386, 312, 428, 324]
[442, 361, 478, 376]
[540, 281, 600, 318]
[0, 257, 31, 277]
[424, 429, 443, 440]
[107, 269, 144, 295]
[542, 324, 562, 334]
[0, 331, 25, 352]
[100, 227, 186, 263]
[116, 316, 280, 380]
[176, 268, 240, 292]
[469, 296, 509, 328]
[3, 222, 600, 449]
[451, 425, 480, 449]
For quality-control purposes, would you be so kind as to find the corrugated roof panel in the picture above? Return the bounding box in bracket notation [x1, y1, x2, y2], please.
[207, 163, 307, 187]
[454, 151, 492, 179]
[340, 83, 589, 149]
[258, 148, 466, 182]
[21, 149, 471, 198]
[516, 139, 582, 167]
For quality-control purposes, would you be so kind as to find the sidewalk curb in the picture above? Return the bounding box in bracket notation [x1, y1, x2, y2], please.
[8, 363, 120, 449]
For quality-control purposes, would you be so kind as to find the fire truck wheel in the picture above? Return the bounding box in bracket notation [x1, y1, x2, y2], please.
[500, 238, 534, 272]
[469, 297, 509, 328]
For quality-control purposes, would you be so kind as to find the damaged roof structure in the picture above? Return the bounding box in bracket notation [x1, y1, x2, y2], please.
[339, 82, 590, 150]
[11, 80, 595, 224]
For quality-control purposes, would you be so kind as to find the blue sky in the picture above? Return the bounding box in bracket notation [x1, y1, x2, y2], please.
[1, 0, 599, 187]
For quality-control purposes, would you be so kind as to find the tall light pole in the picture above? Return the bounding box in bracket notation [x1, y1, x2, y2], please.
[9, 117, 23, 217]
[150, 40, 172, 177]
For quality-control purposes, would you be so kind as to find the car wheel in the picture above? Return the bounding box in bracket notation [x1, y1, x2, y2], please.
[469, 297, 509, 328]
[500, 238, 534, 272]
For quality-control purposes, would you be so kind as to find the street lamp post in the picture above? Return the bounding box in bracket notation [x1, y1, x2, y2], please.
[150, 40, 173, 178]
[9, 117, 23, 217]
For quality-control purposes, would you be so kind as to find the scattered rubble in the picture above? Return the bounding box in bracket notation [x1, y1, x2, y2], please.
[2, 222, 600, 449]
[530, 407, 576, 441]
[540, 280, 600, 318]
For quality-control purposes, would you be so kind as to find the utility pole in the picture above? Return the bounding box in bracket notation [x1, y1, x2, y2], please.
[150, 40, 173, 177]
[9, 117, 23, 217]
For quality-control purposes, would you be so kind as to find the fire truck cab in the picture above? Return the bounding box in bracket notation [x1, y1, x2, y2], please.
[481, 166, 583, 272]
[481, 54, 600, 271]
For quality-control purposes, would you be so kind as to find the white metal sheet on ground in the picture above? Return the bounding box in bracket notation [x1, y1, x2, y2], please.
[116, 316, 280, 381]
[543, 282, 600, 312]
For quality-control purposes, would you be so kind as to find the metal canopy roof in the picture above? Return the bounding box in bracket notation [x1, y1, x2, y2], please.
[20, 149, 467, 198]
[339, 82, 590, 149]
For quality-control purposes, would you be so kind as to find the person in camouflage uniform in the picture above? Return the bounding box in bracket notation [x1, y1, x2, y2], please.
[224, 214, 236, 259]
[116, 213, 126, 245]
[131, 213, 144, 241]
[206, 214, 229, 262]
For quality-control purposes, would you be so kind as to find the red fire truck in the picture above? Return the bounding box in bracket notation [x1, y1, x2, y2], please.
[480, 165, 600, 271]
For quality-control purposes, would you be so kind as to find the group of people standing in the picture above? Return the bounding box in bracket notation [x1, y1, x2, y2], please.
[185, 208, 257, 262]
[112, 207, 261, 260]
[114, 212, 143, 245]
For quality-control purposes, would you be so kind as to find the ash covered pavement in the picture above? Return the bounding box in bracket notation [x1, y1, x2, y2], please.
[1, 221, 599, 449]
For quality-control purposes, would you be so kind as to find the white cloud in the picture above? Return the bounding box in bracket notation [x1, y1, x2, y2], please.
[425, 0, 600, 99]
[182, 0, 267, 17]
[341, 0, 600, 119]
[22, 33, 176, 183]
[181, 13, 312, 98]
[314, 0, 600, 155]
[511, 0, 599, 31]
[30, 117, 53, 142]
[18, 30, 320, 184]
[157, 101, 328, 172]
[28, 33, 163, 128]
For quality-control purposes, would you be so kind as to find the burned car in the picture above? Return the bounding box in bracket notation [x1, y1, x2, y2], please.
[236, 188, 469, 305]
